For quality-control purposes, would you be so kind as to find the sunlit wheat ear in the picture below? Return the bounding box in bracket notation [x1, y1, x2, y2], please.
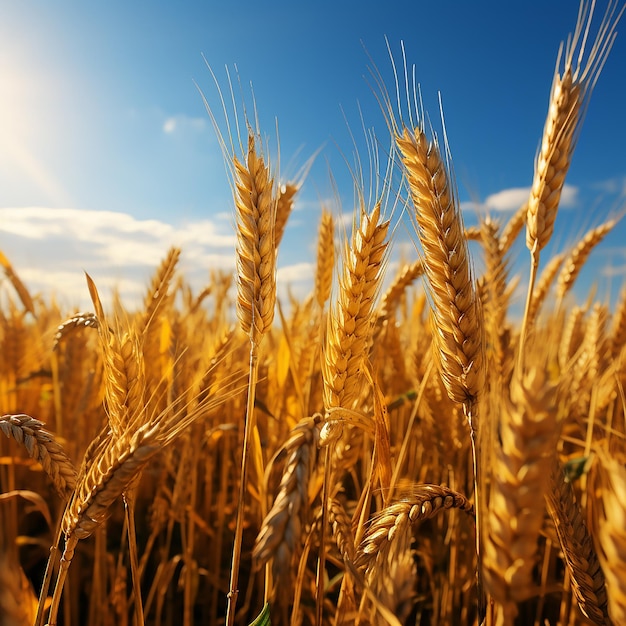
[591, 450, 626, 624]
[321, 200, 390, 421]
[274, 182, 298, 248]
[483, 360, 561, 619]
[556, 217, 618, 307]
[478, 217, 510, 383]
[611, 285, 626, 359]
[355, 484, 474, 574]
[52, 312, 99, 351]
[314, 208, 335, 310]
[86, 273, 145, 435]
[520, 0, 624, 361]
[526, 2, 622, 259]
[0, 249, 36, 316]
[499, 202, 527, 254]
[526, 252, 565, 326]
[376, 259, 423, 326]
[0, 413, 77, 500]
[547, 459, 609, 625]
[234, 132, 277, 346]
[396, 125, 484, 410]
[253, 415, 321, 586]
[139, 246, 181, 333]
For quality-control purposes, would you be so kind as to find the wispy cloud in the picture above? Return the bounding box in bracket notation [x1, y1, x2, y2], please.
[591, 176, 626, 198]
[162, 114, 208, 135]
[601, 263, 626, 278]
[0, 207, 236, 309]
[461, 184, 579, 213]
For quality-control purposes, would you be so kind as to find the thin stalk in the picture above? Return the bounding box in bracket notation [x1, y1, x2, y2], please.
[36, 524, 63, 626]
[226, 340, 260, 626]
[45, 534, 78, 626]
[518, 251, 540, 369]
[124, 490, 146, 626]
[465, 399, 484, 621]
[316, 446, 332, 626]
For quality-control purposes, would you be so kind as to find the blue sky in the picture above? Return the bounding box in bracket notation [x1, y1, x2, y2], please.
[1, 1, 625, 310]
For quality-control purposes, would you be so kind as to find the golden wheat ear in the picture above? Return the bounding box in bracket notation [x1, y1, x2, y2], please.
[396, 125, 484, 411]
[483, 360, 562, 621]
[234, 132, 277, 346]
[519, 1, 624, 362]
[591, 450, 626, 624]
[253, 415, 320, 587]
[355, 484, 474, 574]
[321, 200, 390, 418]
[0, 414, 77, 500]
[526, 1, 623, 260]
[547, 459, 609, 624]
[314, 208, 335, 310]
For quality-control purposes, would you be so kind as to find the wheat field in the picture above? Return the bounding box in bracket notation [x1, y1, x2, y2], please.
[1, 2, 626, 625]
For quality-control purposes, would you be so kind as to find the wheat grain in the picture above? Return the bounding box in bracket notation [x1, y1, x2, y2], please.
[321, 200, 390, 414]
[0, 414, 77, 500]
[52, 312, 99, 351]
[525, 3, 622, 258]
[376, 259, 423, 326]
[355, 484, 474, 572]
[314, 208, 335, 310]
[591, 450, 626, 625]
[483, 362, 561, 613]
[253, 415, 320, 578]
[275, 182, 298, 249]
[396, 125, 484, 408]
[557, 219, 617, 305]
[547, 460, 609, 625]
[234, 132, 277, 345]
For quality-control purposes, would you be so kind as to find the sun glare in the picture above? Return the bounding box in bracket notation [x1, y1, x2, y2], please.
[0, 55, 73, 207]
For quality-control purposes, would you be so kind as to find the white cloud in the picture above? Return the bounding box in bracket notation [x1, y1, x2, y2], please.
[462, 184, 579, 213]
[276, 262, 315, 303]
[484, 187, 530, 212]
[0, 207, 236, 309]
[591, 176, 626, 197]
[162, 114, 208, 135]
[277, 262, 314, 284]
[602, 264, 626, 278]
